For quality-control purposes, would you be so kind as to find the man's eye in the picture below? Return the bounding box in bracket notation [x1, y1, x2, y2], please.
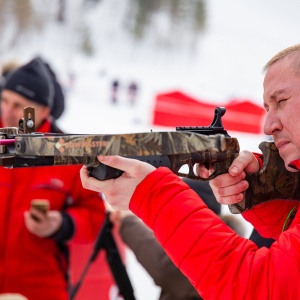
[15, 103, 23, 109]
[278, 99, 287, 103]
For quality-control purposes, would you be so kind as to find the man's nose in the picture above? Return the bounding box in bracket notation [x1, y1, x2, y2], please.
[263, 111, 282, 135]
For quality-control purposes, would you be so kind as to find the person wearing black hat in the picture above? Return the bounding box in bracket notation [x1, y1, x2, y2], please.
[0, 56, 65, 125]
[1, 57, 54, 128]
[0, 58, 107, 300]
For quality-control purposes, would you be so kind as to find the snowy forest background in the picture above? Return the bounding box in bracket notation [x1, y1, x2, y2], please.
[1, 0, 300, 299]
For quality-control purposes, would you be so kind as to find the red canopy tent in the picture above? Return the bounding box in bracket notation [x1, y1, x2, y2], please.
[152, 91, 266, 134]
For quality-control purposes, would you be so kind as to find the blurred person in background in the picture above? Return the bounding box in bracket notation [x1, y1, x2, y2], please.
[111, 79, 120, 104]
[0, 57, 107, 300]
[127, 81, 138, 106]
[0, 58, 64, 122]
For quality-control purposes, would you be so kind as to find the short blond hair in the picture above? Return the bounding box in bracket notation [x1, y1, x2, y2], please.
[263, 43, 300, 74]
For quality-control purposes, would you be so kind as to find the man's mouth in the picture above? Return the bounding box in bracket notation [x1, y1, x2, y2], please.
[275, 140, 289, 151]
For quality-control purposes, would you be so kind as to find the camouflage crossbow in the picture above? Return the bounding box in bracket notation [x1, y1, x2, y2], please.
[0, 106, 299, 214]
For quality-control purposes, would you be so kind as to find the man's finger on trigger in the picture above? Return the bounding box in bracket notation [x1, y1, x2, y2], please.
[230, 152, 252, 176]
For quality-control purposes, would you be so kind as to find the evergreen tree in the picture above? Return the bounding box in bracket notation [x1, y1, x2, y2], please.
[125, 0, 206, 46]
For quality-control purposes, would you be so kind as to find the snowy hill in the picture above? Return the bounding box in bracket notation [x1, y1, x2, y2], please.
[3, 0, 300, 298]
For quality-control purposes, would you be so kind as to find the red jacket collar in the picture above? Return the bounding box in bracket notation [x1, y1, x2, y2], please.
[289, 159, 300, 170]
[242, 200, 300, 240]
[36, 118, 52, 133]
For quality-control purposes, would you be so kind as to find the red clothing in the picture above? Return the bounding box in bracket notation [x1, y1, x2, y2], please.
[0, 119, 106, 300]
[130, 166, 300, 300]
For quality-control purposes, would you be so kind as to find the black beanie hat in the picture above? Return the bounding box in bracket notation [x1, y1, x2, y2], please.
[3, 57, 54, 108]
[44, 61, 65, 120]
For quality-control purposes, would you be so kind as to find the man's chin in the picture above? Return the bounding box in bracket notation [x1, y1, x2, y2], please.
[285, 164, 299, 172]
[279, 146, 300, 172]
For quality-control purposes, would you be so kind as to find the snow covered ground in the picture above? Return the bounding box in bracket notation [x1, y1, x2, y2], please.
[3, 0, 300, 298]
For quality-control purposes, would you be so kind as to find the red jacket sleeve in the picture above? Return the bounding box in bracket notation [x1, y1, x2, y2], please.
[130, 167, 300, 300]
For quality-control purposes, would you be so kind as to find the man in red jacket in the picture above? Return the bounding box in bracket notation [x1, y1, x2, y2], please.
[80, 43, 300, 299]
[0, 58, 107, 300]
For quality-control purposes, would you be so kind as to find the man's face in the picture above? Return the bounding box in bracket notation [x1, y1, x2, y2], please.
[0, 90, 50, 128]
[263, 56, 300, 171]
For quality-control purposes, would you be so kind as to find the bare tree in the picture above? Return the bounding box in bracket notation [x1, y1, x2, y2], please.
[0, 0, 40, 54]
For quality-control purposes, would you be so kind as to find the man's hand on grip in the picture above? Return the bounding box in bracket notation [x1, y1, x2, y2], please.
[198, 150, 260, 205]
